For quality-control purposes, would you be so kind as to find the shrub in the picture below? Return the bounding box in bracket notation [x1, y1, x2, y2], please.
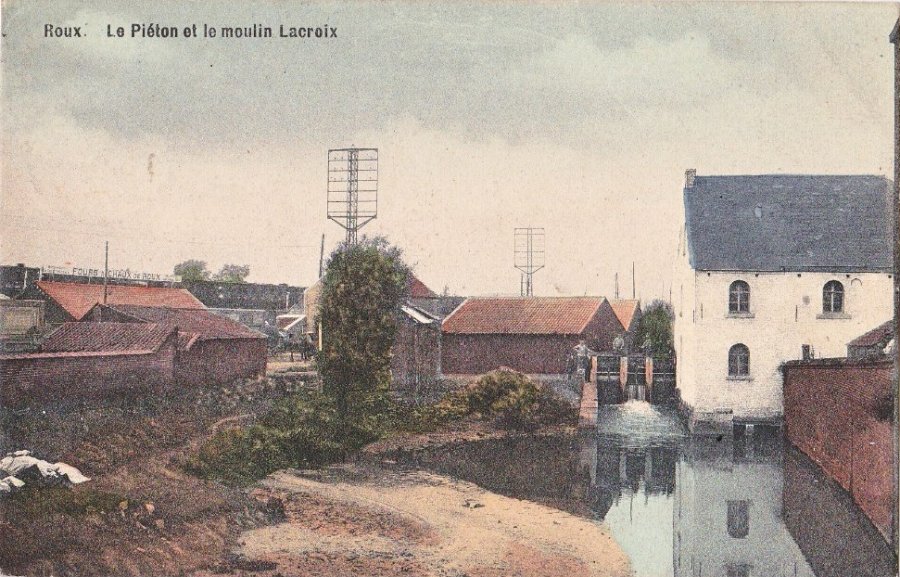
[186, 390, 379, 486]
[450, 369, 575, 431]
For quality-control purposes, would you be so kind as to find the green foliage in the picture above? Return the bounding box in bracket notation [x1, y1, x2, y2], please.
[185, 391, 377, 486]
[214, 263, 250, 283]
[457, 370, 575, 431]
[386, 370, 575, 433]
[173, 259, 211, 282]
[635, 299, 675, 359]
[316, 237, 410, 431]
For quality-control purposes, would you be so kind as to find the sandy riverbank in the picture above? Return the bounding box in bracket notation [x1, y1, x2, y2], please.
[194, 463, 631, 577]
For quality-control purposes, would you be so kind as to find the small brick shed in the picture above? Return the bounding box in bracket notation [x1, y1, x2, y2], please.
[85, 303, 268, 386]
[441, 297, 626, 375]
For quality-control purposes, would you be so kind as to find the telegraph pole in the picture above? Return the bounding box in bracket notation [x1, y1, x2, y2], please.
[889, 16, 899, 555]
[318, 233, 325, 278]
[103, 241, 109, 304]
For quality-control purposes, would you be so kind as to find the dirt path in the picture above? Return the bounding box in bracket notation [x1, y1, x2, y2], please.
[194, 464, 631, 577]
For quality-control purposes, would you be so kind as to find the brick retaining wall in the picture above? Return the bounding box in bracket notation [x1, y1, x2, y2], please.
[783, 358, 894, 542]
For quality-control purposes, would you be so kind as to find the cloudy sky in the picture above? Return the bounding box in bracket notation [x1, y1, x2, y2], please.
[2, 1, 897, 299]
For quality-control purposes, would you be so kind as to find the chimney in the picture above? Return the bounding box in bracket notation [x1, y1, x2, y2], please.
[684, 169, 697, 189]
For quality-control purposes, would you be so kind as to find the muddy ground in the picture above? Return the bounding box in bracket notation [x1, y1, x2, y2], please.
[0, 372, 308, 577]
[0, 366, 629, 577]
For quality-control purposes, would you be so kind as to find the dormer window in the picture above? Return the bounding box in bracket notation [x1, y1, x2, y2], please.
[729, 281, 750, 314]
[823, 281, 844, 314]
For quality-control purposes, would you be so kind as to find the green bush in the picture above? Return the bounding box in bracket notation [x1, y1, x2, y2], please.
[186, 391, 376, 486]
[454, 369, 575, 431]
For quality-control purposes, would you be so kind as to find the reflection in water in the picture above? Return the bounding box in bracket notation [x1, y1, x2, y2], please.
[394, 400, 896, 577]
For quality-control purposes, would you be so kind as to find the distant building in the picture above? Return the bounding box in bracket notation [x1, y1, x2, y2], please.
[0, 264, 41, 298]
[847, 320, 893, 361]
[207, 307, 274, 335]
[304, 272, 440, 336]
[441, 296, 627, 375]
[392, 305, 442, 390]
[609, 299, 642, 351]
[181, 280, 303, 312]
[29, 280, 204, 325]
[0, 300, 45, 352]
[673, 172, 894, 432]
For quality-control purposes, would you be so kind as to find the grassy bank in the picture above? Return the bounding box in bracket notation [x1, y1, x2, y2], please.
[185, 369, 576, 486]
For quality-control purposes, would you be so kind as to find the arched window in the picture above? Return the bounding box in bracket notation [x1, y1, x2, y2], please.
[729, 281, 750, 314]
[823, 280, 844, 314]
[729, 344, 750, 377]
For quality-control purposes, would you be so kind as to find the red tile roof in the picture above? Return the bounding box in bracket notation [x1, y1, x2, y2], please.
[408, 274, 438, 299]
[96, 304, 265, 343]
[442, 297, 606, 335]
[609, 300, 640, 331]
[848, 320, 893, 348]
[42, 322, 176, 353]
[36, 281, 204, 320]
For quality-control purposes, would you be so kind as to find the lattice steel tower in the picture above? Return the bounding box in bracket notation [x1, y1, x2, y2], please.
[514, 227, 545, 297]
[327, 148, 378, 244]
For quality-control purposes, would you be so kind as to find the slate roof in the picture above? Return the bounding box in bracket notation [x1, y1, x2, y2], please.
[90, 304, 265, 343]
[36, 281, 204, 320]
[683, 174, 893, 272]
[41, 322, 176, 353]
[610, 300, 640, 331]
[848, 320, 894, 348]
[442, 297, 605, 335]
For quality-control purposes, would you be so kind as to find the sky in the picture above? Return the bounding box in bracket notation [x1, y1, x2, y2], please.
[2, 1, 898, 300]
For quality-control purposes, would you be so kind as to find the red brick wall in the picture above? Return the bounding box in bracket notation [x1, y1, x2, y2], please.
[0, 336, 177, 408]
[783, 359, 894, 541]
[441, 333, 583, 375]
[175, 338, 266, 386]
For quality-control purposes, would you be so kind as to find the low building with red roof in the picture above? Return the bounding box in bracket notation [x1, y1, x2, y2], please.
[0, 321, 180, 408]
[441, 296, 626, 375]
[33, 281, 204, 324]
[847, 320, 893, 360]
[83, 303, 267, 386]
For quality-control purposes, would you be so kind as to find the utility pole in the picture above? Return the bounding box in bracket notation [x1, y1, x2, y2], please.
[889, 16, 899, 555]
[103, 241, 109, 304]
[318, 233, 325, 278]
[632, 262, 636, 300]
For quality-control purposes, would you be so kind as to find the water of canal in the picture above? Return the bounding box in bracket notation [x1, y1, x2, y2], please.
[394, 400, 897, 577]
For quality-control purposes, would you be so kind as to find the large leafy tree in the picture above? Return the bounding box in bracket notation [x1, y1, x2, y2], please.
[173, 259, 211, 282]
[635, 299, 675, 359]
[215, 264, 250, 283]
[316, 237, 410, 432]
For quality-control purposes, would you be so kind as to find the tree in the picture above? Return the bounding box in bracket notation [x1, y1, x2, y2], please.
[316, 237, 410, 434]
[174, 259, 211, 282]
[214, 264, 250, 283]
[635, 299, 674, 359]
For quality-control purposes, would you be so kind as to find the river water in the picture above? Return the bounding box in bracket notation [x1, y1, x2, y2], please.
[394, 401, 896, 577]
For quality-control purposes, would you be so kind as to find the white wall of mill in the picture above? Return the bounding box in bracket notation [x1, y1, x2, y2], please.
[673, 230, 893, 421]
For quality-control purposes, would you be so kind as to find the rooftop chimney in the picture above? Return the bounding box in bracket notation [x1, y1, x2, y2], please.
[685, 169, 697, 189]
